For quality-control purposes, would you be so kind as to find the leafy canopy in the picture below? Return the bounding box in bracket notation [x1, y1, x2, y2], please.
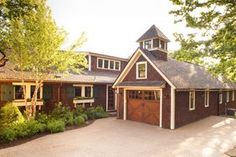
[170, 0, 236, 81]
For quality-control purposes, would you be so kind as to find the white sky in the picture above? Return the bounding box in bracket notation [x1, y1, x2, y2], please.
[47, 0, 190, 58]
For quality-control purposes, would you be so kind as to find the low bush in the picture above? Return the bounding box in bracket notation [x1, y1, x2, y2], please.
[74, 116, 85, 126]
[14, 120, 46, 138]
[0, 103, 25, 128]
[35, 113, 49, 124]
[86, 107, 96, 119]
[51, 103, 74, 126]
[80, 113, 88, 121]
[86, 106, 109, 119]
[47, 119, 65, 133]
[73, 105, 85, 117]
[0, 127, 17, 143]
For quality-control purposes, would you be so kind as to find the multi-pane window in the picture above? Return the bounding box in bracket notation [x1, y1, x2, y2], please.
[30, 86, 40, 99]
[128, 90, 142, 99]
[144, 40, 152, 49]
[97, 58, 120, 71]
[136, 62, 147, 79]
[98, 59, 103, 68]
[75, 87, 82, 97]
[204, 90, 210, 107]
[189, 90, 195, 110]
[219, 92, 223, 104]
[85, 86, 92, 97]
[232, 91, 235, 101]
[226, 91, 230, 102]
[14, 85, 25, 99]
[160, 40, 165, 49]
[144, 91, 160, 100]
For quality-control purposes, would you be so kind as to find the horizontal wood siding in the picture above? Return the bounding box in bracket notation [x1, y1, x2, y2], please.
[175, 91, 219, 128]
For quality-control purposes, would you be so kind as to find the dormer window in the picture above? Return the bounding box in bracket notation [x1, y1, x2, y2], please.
[97, 58, 121, 71]
[136, 61, 147, 79]
[144, 40, 152, 49]
[160, 40, 165, 49]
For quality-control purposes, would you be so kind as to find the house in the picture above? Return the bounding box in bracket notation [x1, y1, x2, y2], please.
[0, 52, 128, 112]
[113, 25, 236, 129]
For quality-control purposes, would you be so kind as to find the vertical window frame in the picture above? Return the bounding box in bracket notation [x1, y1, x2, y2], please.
[189, 90, 195, 111]
[232, 91, 235, 101]
[136, 61, 147, 79]
[204, 90, 210, 107]
[226, 91, 230, 102]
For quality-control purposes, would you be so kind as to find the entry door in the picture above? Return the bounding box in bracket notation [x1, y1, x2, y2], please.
[107, 86, 115, 111]
[127, 90, 160, 125]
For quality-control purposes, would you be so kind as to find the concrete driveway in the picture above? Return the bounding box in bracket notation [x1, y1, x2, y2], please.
[0, 116, 236, 157]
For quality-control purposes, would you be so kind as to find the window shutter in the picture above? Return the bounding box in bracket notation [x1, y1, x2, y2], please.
[1, 84, 14, 101]
[43, 85, 53, 100]
[66, 86, 75, 99]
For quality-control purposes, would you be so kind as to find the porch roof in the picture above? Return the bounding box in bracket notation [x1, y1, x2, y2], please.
[116, 81, 165, 87]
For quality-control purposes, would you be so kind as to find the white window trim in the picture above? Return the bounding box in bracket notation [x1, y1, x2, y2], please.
[219, 93, 223, 104]
[97, 58, 121, 71]
[143, 39, 153, 49]
[73, 84, 93, 98]
[204, 90, 210, 107]
[232, 91, 235, 101]
[226, 91, 230, 102]
[189, 90, 195, 111]
[136, 61, 147, 79]
[12, 82, 43, 100]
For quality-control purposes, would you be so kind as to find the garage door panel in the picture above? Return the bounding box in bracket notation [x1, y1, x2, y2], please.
[127, 90, 160, 126]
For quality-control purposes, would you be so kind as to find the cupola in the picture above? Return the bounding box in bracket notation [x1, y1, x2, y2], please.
[137, 25, 170, 61]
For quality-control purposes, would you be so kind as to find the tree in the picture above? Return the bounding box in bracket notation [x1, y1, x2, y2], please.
[3, 0, 87, 118]
[170, 0, 236, 81]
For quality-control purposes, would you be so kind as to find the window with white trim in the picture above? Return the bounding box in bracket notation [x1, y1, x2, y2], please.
[13, 83, 43, 100]
[144, 40, 152, 49]
[232, 91, 235, 101]
[189, 90, 195, 111]
[219, 92, 223, 104]
[74, 85, 93, 98]
[226, 91, 230, 102]
[97, 58, 120, 71]
[204, 90, 210, 107]
[136, 61, 147, 79]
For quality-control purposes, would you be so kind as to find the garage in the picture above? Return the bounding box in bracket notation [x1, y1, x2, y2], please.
[127, 90, 160, 125]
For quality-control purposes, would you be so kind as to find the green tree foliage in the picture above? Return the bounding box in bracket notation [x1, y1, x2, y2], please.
[1, 0, 87, 117]
[170, 0, 236, 81]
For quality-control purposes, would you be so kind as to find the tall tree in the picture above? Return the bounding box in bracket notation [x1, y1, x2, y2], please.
[170, 0, 236, 81]
[3, 0, 87, 118]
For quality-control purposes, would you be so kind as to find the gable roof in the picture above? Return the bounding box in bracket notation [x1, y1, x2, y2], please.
[137, 25, 170, 42]
[113, 48, 235, 89]
[141, 49, 230, 89]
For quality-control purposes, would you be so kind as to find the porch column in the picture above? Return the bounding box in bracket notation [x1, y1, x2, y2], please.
[160, 89, 163, 128]
[170, 87, 175, 129]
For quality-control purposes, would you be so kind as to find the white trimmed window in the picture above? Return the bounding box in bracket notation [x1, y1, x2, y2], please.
[136, 61, 147, 79]
[232, 91, 235, 101]
[13, 83, 43, 100]
[219, 92, 223, 104]
[144, 40, 152, 49]
[74, 84, 93, 98]
[204, 90, 210, 107]
[97, 58, 120, 71]
[226, 91, 230, 102]
[189, 90, 195, 111]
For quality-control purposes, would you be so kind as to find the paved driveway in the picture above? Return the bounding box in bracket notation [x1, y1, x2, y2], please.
[0, 116, 236, 157]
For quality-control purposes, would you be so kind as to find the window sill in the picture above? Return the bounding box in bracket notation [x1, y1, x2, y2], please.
[12, 100, 44, 106]
[73, 98, 94, 104]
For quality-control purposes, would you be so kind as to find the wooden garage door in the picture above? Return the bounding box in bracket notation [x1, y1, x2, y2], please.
[127, 90, 160, 125]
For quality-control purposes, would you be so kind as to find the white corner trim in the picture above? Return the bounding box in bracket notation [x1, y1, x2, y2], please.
[140, 51, 176, 89]
[123, 89, 127, 120]
[88, 55, 91, 71]
[136, 61, 147, 79]
[160, 89, 163, 128]
[170, 87, 175, 129]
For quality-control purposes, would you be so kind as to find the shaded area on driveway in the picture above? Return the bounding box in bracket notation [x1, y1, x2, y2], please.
[0, 116, 236, 157]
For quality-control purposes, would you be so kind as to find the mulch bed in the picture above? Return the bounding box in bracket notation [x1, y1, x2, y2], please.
[0, 120, 95, 150]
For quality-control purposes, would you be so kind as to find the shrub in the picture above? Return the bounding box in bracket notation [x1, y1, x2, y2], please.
[86, 107, 96, 119]
[14, 120, 46, 138]
[51, 103, 74, 126]
[35, 113, 49, 124]
[74, 116, 85, 126]
[47, 119, 65, 133]
[80, 113, 88, 121]
[0, 103, 25, 128]
[86, 106, 109, 119]
[0, 127, 17, 143]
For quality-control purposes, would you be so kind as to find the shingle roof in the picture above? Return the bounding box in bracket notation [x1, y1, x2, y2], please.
[137, 25, 170, 42]
[0, 62, 117, 84]
[117, 81, 165, 87]
[141, 49, 230, 89]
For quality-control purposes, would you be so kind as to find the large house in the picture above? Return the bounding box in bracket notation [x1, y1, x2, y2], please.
[0, 25, 236, 129]
[113, 25, 236, 129]
[0, 52, 128, 112]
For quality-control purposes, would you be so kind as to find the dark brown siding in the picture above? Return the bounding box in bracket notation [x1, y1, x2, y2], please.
[123, 55, 165, 82]
[175, 90, 219, 128]
[93, 84, 106, 109]
[162, 84, 171, 128]
[117, 88, 124, 119]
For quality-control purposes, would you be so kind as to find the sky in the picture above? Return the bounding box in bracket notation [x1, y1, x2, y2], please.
[47, 0, 189, 58]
